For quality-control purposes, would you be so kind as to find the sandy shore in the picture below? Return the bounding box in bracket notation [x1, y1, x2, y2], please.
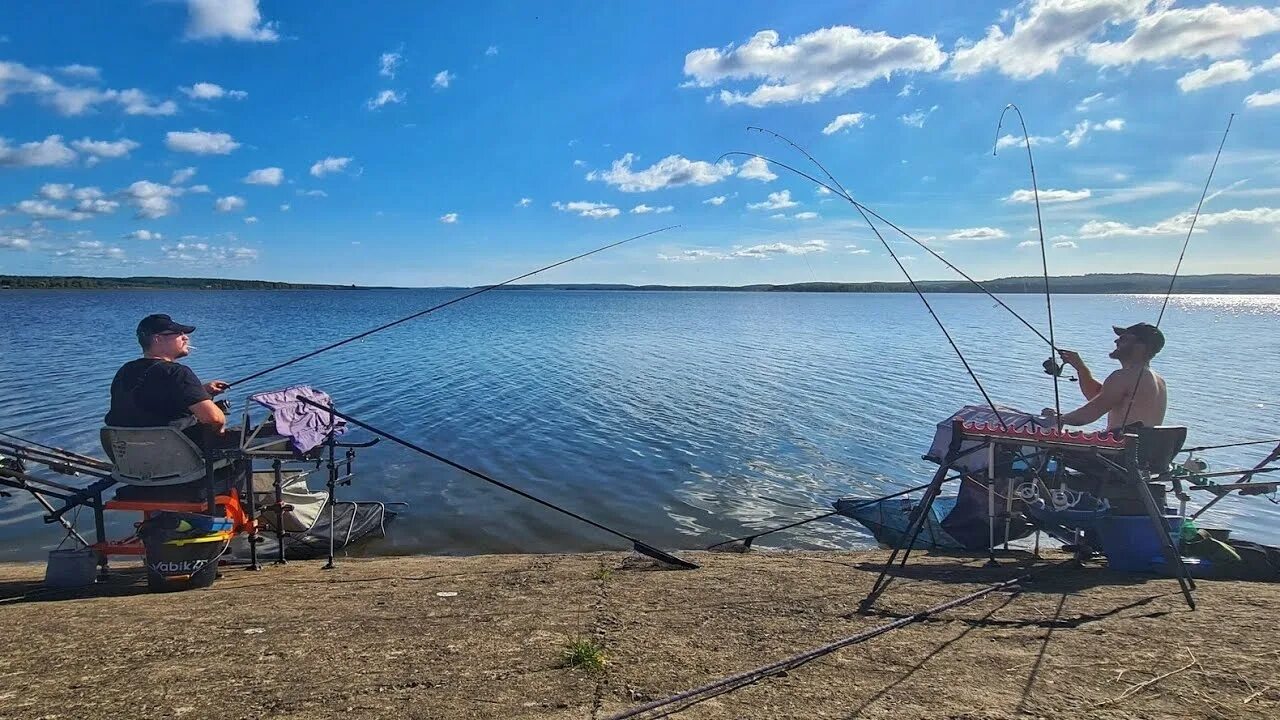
[0, 549, 1275, 720]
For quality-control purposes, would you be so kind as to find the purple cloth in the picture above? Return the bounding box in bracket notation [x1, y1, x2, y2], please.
[249, 385, 346, 453]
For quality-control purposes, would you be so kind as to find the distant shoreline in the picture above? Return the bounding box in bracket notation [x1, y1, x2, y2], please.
[2, 273, 1278, 294]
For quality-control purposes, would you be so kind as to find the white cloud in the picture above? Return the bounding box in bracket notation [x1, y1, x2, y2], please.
[1086, 4, 1280, 67]
[552, 201, 621, 219]
[684, 27, 947, 107]
[439, 213, 458, 223]
[573, 159, 586, 167]
[1018, 239, 1039, 248]
[848, 246, 870, 255]
[899, 105, 939, 128]
[125, 230, 163, 241]
[180, 82, 248, 100]
[244, 216, 258, 224]
[486, 45, 499, 56]
[898, 83, 915, 97]
[1053, 240, 1079, 249]
[115, 89, 177, 116]
[1259, 52, 1280, 73]
[185, 0, 279, 42]
[587, 153, 735, 192]
[310, 156, 352, 177]
[1076, 92, 1106, 110]
[298, 189, 328, 197]
[950, 0, 1149, 79]
[170, 167, 197, 185]
[657, 249, 722, 262]
[0, 236, 32, 251]
[215, 195, 246, 213]
[732, 239, 827, 258]
[243, 167, 284, 186]
[366, 89, 404, 109]
[1063, 118, 1125, 147]
[794, 211, 819, 220]
[59, 64, 100, 80]
[54, 240, 125, 261]
[162, 241, 259, 264]
[770, 213, 787, 220]
[703, 196, 727, 206]
[74, 196, 118, 214]
[747, 190, 799, 210]
[737, 157, 777, 182]
[15, 199, 90, 221]
[0, 135, 77, 167]
[630, 204, 674, 214]
[432, 70, 455, 89]
[125, 181, 182, 219]
[1078, 217, 1189, 238]
[39, 183, 73, 201]
[1004, 188, 1093, 203]
[516, 197, 532, 208]
[1177, 60, 1253, 93]
[1245, 90, 1280, 108]
[70, 137, 140, 163]
[166, 129, 240, 155]
[816, 186, 832, 196]
[822, 112, 870, 134]
[995, 133, 1055, 150]
[379, 51, 403, 79]
[187, 184, 211, 194]
[279, 203, 290, 211]
[0, 61, 175, 117]
[946, 227, 1008, 240]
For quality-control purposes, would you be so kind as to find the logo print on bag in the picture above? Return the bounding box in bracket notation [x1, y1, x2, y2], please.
[151, 559, 207, 574]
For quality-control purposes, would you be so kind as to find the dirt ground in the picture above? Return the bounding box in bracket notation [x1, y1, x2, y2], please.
[0, 549, 1275, 720]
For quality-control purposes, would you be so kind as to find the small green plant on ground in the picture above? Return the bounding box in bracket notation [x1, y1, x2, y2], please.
[593, 566, 614, 582]
[563, 637, 606, 671]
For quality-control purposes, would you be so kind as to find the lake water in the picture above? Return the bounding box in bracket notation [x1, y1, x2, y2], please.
[1, 289, 1277, 561]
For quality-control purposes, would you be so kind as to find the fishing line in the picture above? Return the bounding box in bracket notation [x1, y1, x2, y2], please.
[226, 226, 680, 388]
[1119, 115, 1233, 429]
[296, 398, 698, 569]
[1182, 437, 1280, 453]
[727, 130, 1008, 431]
[994, 104, 1061, 424]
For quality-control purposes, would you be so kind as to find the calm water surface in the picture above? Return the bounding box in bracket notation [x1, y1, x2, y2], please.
[1, 289, 1277, 560]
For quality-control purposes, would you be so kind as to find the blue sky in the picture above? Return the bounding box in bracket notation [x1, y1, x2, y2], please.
[2, 0, 1279, 286]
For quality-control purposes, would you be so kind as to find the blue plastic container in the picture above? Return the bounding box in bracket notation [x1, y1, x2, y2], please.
[1097, 514, 1184, 572]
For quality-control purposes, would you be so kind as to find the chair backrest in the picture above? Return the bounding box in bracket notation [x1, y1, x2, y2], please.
[1133, 426, 1188, 474]
[100, 426, 209, 487]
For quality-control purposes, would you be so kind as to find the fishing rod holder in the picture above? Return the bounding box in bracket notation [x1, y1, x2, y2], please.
[860, 419, 1205, 614]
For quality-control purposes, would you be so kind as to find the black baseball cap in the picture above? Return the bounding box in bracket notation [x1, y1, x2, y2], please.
[136, 313, 196, 339]
[1113, 322, 1164, 355]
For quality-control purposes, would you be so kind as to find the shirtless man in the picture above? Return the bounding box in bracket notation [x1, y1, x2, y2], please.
[1043, 323, 1167, 431]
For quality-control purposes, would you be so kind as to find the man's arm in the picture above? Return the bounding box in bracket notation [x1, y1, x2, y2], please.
[1049, 370, 1126, 426]
[189, 399, 226, 433]
[1058, 349, 1101, 399]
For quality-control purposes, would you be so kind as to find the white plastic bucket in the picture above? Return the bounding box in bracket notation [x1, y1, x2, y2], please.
[44, 548, 98, 588]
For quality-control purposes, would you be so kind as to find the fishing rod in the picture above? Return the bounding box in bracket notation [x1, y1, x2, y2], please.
[295, 397, 698, 569]
[1190, 441, 1280, 520]
[604, 570, 1031, 720]
[226, 226, 680, 388]
[1118, 115, 1233, 429]
[0, 430, 113, 470]
[735, 129, 1056, 349]
[728, 129, 1009, 431]
[706, 479, 940, 551]
[994, 104, 1062, 421]
[1183, 437, 1280, 453]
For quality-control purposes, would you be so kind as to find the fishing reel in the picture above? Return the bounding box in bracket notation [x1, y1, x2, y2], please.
[1041, 356, 1078, 382]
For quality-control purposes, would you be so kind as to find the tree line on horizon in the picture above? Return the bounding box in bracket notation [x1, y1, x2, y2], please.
[2, 273, 1278, 293]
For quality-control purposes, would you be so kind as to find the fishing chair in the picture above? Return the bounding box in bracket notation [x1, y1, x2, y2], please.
[100, 423, 234, 488]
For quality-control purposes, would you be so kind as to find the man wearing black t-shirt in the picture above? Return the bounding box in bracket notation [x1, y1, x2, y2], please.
[104, 314, 230, 436]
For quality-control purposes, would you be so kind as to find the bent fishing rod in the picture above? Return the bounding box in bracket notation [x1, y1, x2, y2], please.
[994, 103, 1062, 421]
[296, 397, 697, 569]
[1118, 114, 1233, 429]
[226, 225, 679, 388]
[726, 129, 1010, 431]
[730, 131, 1057, 351]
